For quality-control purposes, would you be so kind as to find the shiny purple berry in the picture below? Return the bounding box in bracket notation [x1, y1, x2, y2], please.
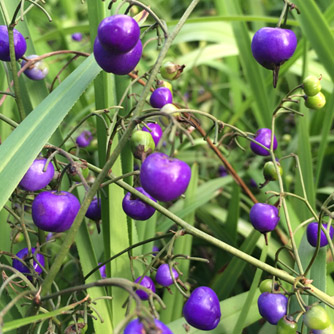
[93, 36, 142, 75]
[85, 197, 101, 221]
[71, 33, 83, 41]
[249, 203, 280, 233]
[124, 318, 173, 334]
[97, 15, 140, 53]
[150, 87, 173, 109]
[250, 128, 277, 156]
[183, 286, 221, 330]
[155, 263, 179, 287]
[306, 222, 334, 247]
[257, 292, 288, 325]
[12, 247, 45, 276]
[218, 165, 228, 177]
[19, 158, 55, 191]
[251, 27, 297, 70]
[134, 276, 155, 300]
[142, 123, 163, 146]
[140, 152, 191, 202]
[76, 130, 93, 148]
[122, 187, 157, 220]
[32, 191, 81, 232]
[21, 55, 48, 80]
[0, 25, 27, 61]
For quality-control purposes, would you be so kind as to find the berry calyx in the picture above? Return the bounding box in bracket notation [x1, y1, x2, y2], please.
[122, 187, 157, 220]
[150, 87, 173, 109]
[155, 263, 179, 287]
[19, 158, 55, 191]
[249, 203, 280, 233]
[124, 318, 173, 334]
[97, 15, 140, 53]
[303, 305, 331, 330]
[276, 315, 298, 334]
[76, 131, 93, 148]
[85, 197, 101, 221]
[130, 130, 155, 161]
[251, 27, 297, 87]
[21, 55, 49, 80]
[250, 128, 278, 156]
[303, 75, 321, 96]
[257, 292, 288, 325]
[93, 36, 142, 75]
[12, 247, 45, 277]
[134, 276, 156, 300]
[142, 123, 163, 146]
[304, 92, 326, 110]
[183, 286, 221, 330]
[0, 25, 27, 62]
[306, 222, 334, 247]
[32, 191, 81, 232]
[140, 152, 191, 202]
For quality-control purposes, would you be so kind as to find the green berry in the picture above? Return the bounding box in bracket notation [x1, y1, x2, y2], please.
[159, 103, 181, 126]
[303, 75, 321, 96]
[130, 130, 155, 160]
[259, 279, 280, 293]
[263, 161, 283, 181]
[160, 61, 185, 81]
[303, 305, 331, 330]
[276, 315, 298, 334]
[68, 164, 89, 182]
[305, 92, 326, 110]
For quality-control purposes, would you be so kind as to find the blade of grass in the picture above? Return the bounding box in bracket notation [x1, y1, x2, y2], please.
[0, 55, 101, 211]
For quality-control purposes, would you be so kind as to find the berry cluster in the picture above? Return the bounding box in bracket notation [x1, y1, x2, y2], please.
[303, 75, 326, 110]
[94, 14, 142, 75]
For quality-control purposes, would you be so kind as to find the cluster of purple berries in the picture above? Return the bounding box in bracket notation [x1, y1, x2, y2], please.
[94, 14, 142, 75]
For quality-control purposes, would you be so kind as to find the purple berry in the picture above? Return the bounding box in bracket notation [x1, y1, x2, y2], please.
[152, 245, 159, 254]
[140, 152, 191, 202]
[218, 165, 228, 177]
[85, 197, 101, 221]
[142, 123, 163, 146]
[150, 87, 173, 109]
[19, 158, 55, 191]
[93, 36, 142, 75]
[155, 263, 179, 287]
[0, 25, 27, 62]
[249, 203, 280, 233]
[306, 222, 334, 247]
[134, 276, 155, 300]
[21, 55, 48, 80]
[257, 292, 288, 325]
[122, 187, 157, 220]
[32, 191, 81, 232]
[99, 263, 106, 278]
[71, 32, 83, 41]
[250, 128, 278, 156]
[183, 286, 221, 330]
[12, 247, 45, 276]
[124, 318, 173, 334]
[97, 15, 140, 53]
[251, 27, 297, 70]
[76, 130, 93, 148]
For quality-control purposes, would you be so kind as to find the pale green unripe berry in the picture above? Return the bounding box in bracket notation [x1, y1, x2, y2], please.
[160, 61, 185, 80]
[303, 75, 321, 96]
[303, 305, 331, 330]
[305, 92, 326, 110]
[130, 130, 155, 160]
[263, 161, 283, 181]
